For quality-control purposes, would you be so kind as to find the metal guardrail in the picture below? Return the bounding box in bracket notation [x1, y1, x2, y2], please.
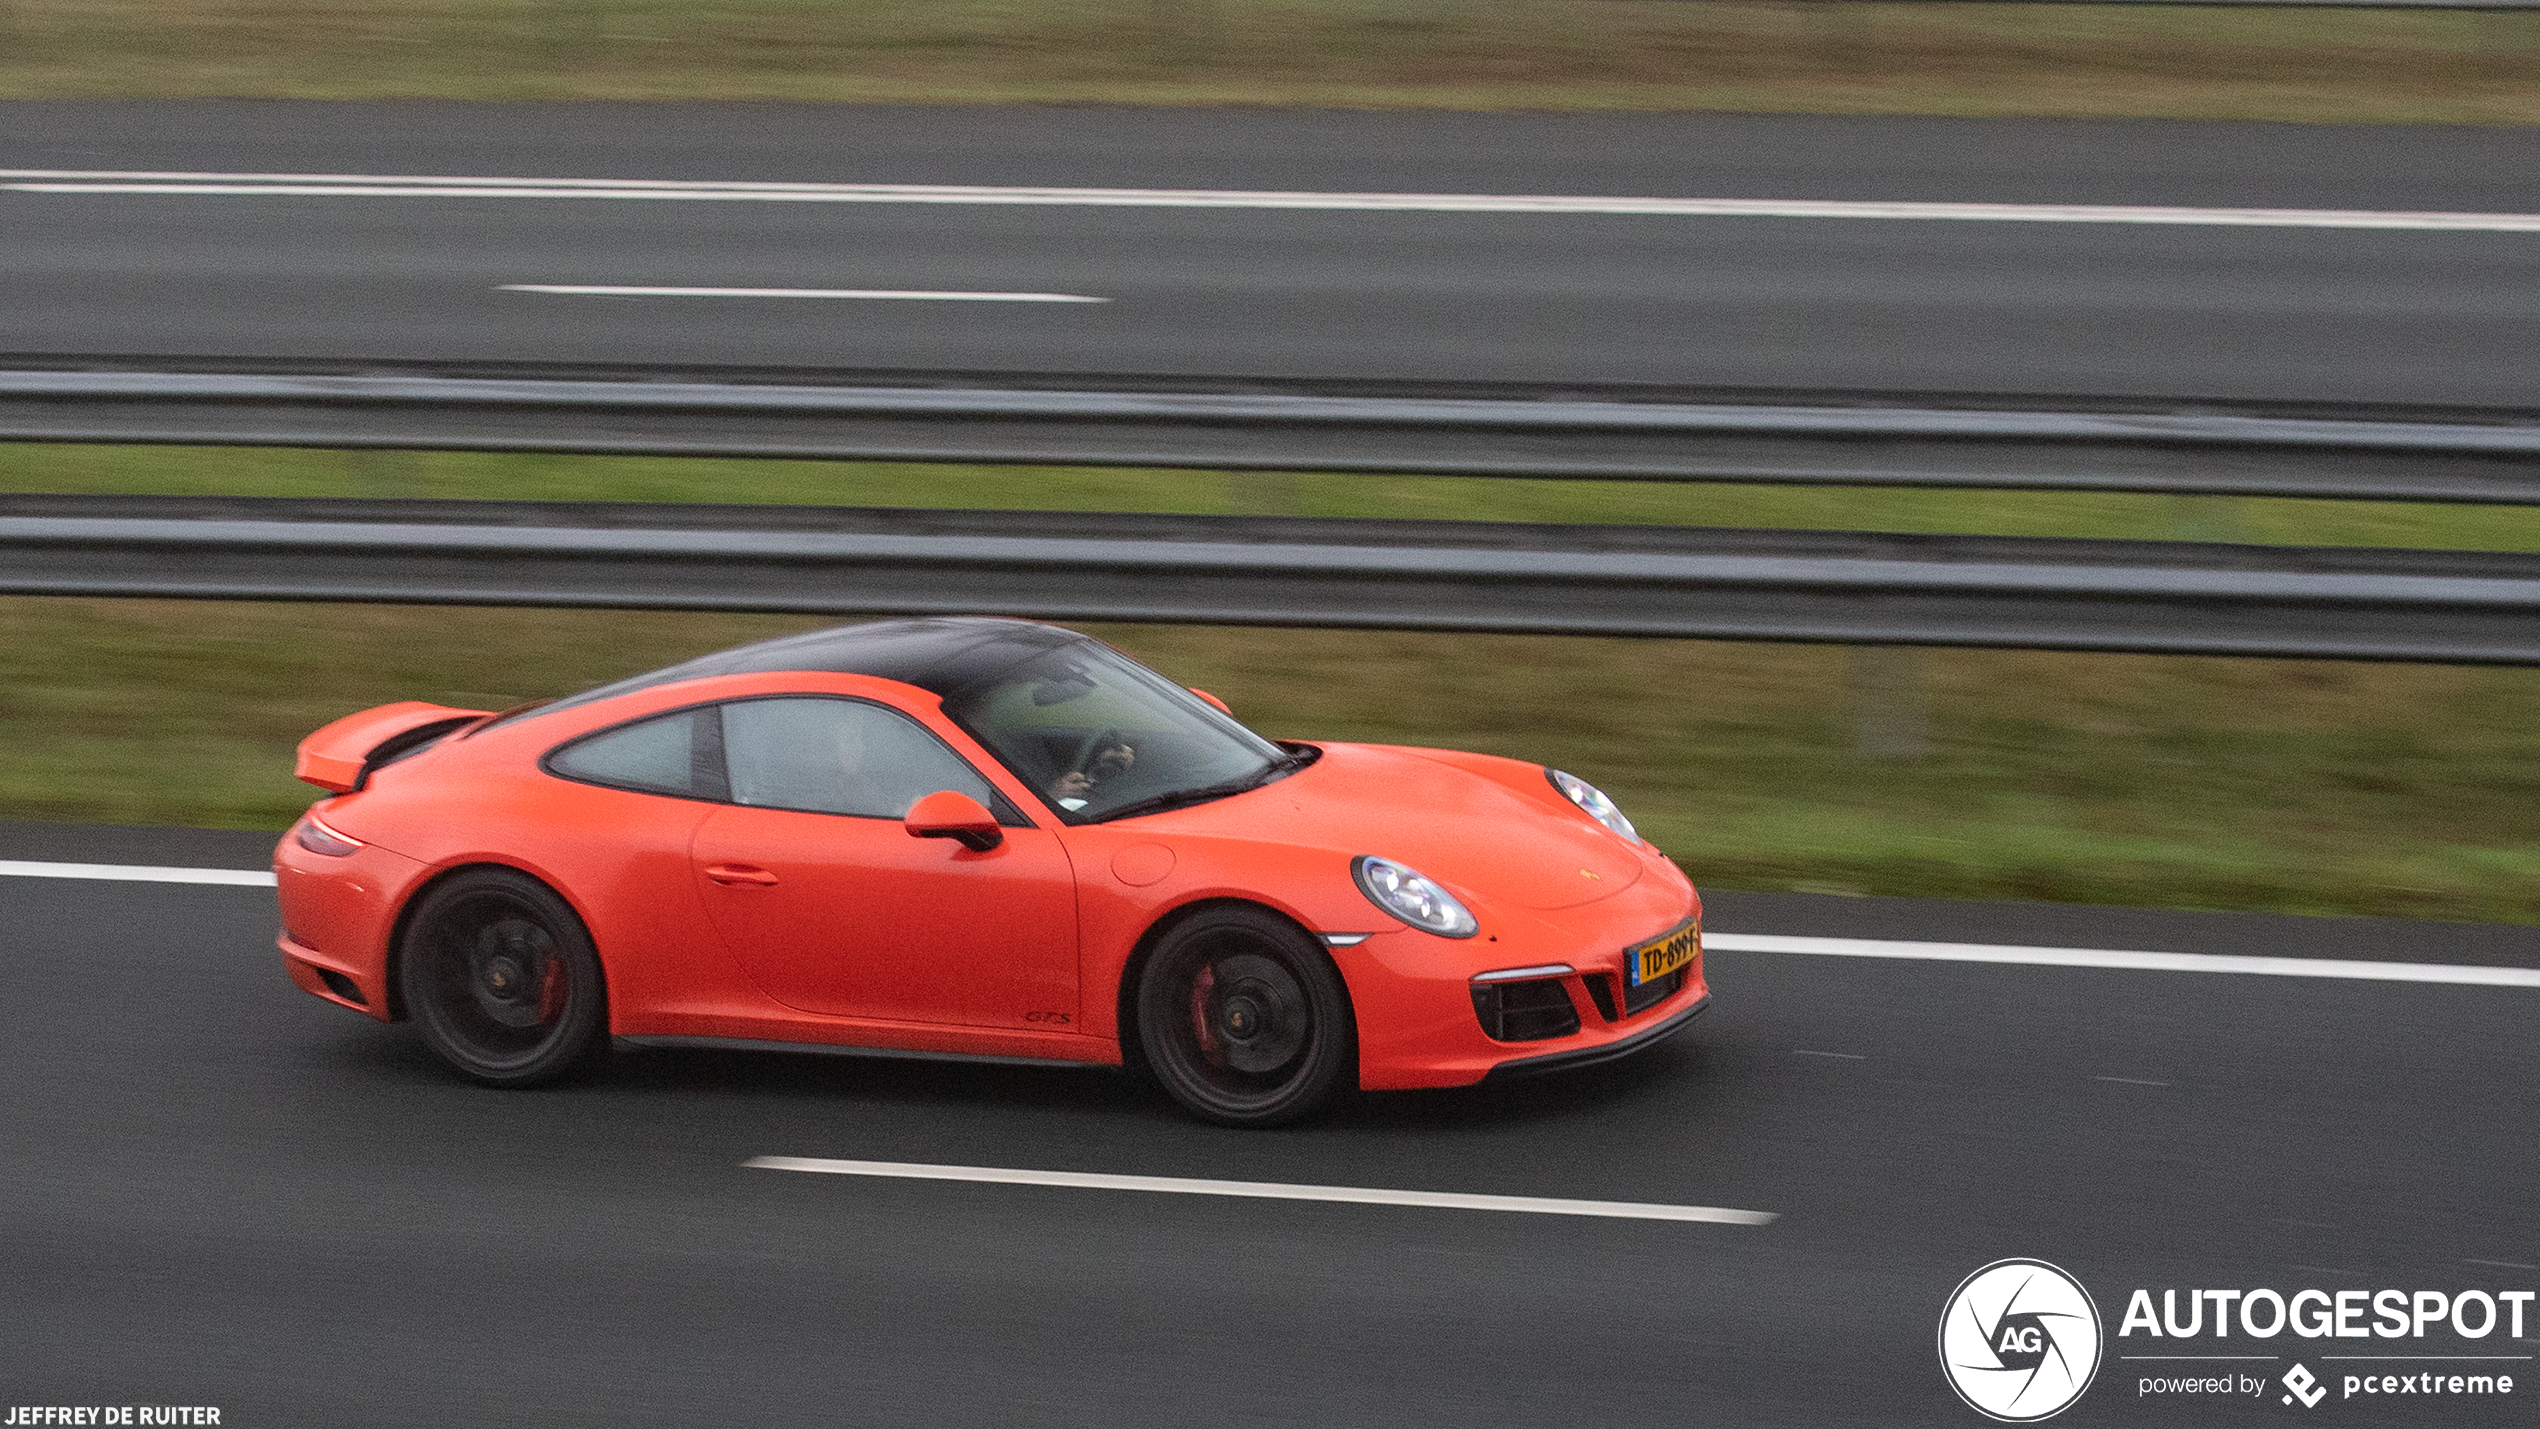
[7, 496, 2538, 664]
[6, 363, 2540, 504]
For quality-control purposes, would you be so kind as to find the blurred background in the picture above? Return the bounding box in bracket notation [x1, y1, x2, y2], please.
[5, 2, 2538, 919]
[7, 8, 2540, 1429]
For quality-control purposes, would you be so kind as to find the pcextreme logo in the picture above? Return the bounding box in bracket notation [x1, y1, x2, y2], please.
[1940, 1259, 2105, 1421]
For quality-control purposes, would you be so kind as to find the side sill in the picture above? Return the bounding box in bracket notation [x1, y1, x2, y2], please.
[614, 1034, 1119, 1072]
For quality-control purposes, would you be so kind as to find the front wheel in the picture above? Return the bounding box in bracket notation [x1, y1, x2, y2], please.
[1134, 905, 1355, 1127]
[399, 867, 608, 1087]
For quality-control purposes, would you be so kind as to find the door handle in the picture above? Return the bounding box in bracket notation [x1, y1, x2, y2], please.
[704, 863, 778, 887]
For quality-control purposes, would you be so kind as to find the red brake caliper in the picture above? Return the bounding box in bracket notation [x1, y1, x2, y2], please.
[536, 958, 568, 1022]
[1189, 965, 1223, 1062]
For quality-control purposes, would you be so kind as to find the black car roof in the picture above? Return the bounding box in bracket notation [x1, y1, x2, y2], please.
[504, 617, 1089, 725]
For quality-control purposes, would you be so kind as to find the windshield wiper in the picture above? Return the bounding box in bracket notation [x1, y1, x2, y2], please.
[1087, 753, 1305, 823]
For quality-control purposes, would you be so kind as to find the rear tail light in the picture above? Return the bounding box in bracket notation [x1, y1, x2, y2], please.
[293, 813, 364, 857]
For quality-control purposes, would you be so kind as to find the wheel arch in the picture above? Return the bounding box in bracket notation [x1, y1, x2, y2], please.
[1113, 895, 1357, 1080]
[385, 858, 608, 1024]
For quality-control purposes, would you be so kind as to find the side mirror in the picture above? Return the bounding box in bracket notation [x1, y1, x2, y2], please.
[904, 790, 1004, 852]
[1190, 688, 1232, 716]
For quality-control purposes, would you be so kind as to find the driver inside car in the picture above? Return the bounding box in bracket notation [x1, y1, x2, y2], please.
[1051, 731, 1135, 810]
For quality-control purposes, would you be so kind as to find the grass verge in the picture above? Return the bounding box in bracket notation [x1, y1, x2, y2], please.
[1, 0, 2534, 123]
[14, 442, 2540, 552]
[4, 598, 2536, 923]
[5, 443, 2537, 922]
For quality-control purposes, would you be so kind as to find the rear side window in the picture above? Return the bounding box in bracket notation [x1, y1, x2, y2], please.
[544, 707, 725, 800]
[722, 697, 999, 820]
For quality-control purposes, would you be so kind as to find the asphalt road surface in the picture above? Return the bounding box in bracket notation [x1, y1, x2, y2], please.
[5, 103, 2538, 406]
[4, 822, 2536, 1428]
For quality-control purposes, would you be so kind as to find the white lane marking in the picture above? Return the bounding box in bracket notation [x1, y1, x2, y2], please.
[5, 856, 2535, 991]
[499, 284, 1106, 302]
[5, 170, 2538, 232]
[1792, 1049, 1866, 1059]
[0, 859, 275, 886]
[1706, 933, 2540, 987]
[745, 1155, 1776, 1224]
[2095, 1075, 2172, 1086]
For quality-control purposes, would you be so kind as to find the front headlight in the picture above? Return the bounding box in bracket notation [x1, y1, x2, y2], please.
[1352, 855, 1479, 938]
[1547, 768, 1640, 843]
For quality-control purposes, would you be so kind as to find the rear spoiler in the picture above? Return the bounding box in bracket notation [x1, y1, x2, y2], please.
[295, 702, 494, 793]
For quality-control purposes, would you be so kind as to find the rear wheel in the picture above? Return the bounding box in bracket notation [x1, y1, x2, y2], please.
[1135, 905, 1354, 1127]
[399, 867, 608, 1086]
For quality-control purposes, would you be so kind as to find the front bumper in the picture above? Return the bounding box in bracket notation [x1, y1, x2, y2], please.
[1479, 994, 1710, 1081]
[1344, 868, 1710, 1090]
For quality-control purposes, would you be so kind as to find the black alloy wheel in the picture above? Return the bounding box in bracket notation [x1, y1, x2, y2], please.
[399, 867, 608, 1087]
[1135, 905, 1355, 1127]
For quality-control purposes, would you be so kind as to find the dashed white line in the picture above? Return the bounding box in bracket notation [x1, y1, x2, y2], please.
[745, 1156, 1777, 1224]
[499, 285, 1107, 302]
[2096, 1075, 2173, 1086]
[1706, 933, 2540, 988]
[7, 170, 2539, 232]
[0, 859, 274, 886]
[1792, 1049, 1866, 1059]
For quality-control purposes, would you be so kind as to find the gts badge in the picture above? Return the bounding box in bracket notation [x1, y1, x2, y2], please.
[1024, 1010, 1072, 1025]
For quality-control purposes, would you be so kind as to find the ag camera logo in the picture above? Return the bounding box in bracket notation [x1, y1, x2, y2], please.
[1940, 1259, 2104, 1421]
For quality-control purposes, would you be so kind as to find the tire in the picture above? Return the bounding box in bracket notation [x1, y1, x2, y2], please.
[1134, 905, 1355, 1127]
[398, 867, 609, 1087]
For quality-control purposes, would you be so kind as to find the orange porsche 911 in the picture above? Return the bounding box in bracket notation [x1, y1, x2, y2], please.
[275, 618, 1707, 1125]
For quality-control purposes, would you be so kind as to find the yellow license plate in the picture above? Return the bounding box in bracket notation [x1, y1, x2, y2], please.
[1630, 922, 1702, 987]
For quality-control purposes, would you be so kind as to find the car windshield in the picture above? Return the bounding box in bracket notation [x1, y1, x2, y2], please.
[942, 643, 1292, 822]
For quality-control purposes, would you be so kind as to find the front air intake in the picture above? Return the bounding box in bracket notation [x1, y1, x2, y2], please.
[1623, 966, 1683, 1016]
[1577, 972, 1619, 1022]
[1471, 977, 1581, 1042]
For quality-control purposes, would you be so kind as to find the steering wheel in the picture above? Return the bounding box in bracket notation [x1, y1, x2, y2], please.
[1072, 726, 1128, 781]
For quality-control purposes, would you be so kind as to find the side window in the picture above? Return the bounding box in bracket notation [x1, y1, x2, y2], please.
[723, 697, 999, 820]
[545, 707, 724, 800]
